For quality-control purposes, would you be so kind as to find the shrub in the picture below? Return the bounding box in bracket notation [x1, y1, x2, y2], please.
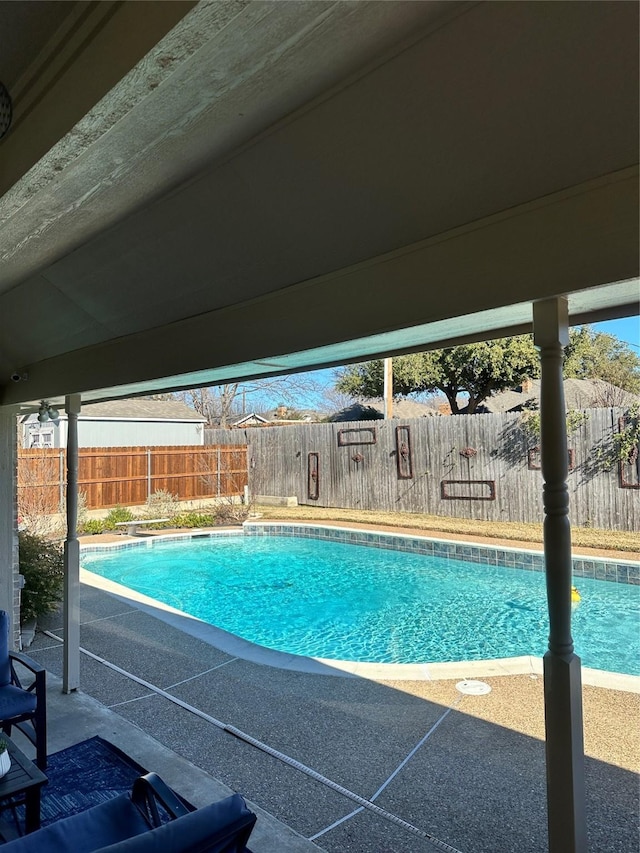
[18, 531, 64, 622]
[213, 501, 249, 525]
[103, 506, 134, 529]
[144, 490, 180, 520]
[76, 491, 89, 531]
[79, 518, 108, 535]
[172, 512, 216, 528]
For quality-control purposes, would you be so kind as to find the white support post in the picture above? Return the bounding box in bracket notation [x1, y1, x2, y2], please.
[63, 394, 81, 693]
[0, 409, 19, 645]
[533, 298, 587, 853]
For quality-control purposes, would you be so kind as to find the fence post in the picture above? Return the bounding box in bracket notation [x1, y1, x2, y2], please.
[217, 448, 221, 497]
[59, 450, 64, 511]
[147, 448, 152, 499]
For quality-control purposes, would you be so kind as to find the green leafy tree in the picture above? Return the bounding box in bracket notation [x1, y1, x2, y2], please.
[336, 336, 539, 414]
[564, 326, 640, 393]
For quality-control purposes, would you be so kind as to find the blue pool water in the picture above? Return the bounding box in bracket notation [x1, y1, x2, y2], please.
[82, 536, 640, 675]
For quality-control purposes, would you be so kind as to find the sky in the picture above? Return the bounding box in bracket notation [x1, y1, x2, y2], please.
[236, 315, 640, 412]
[590, 317, 639, 352]
[283, 315, 640, 409]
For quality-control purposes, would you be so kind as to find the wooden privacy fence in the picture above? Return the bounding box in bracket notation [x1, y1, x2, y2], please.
[18, 445, 248, 512]
[206, 407, 639, 531]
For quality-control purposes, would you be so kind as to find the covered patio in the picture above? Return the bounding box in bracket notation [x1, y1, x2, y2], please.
[0, 2, 638, 850]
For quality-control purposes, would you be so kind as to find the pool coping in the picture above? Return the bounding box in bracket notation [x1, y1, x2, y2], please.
[78, 525, 640, 693]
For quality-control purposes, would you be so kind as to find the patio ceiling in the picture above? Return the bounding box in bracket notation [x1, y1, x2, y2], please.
[0, 0, 638, 411]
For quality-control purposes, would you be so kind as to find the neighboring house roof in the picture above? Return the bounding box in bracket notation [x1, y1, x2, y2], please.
[229, 413, 271, 427]
[479, 379, 639, 414]
[27, 399, 206, 422]
[228, 411, 319, 427]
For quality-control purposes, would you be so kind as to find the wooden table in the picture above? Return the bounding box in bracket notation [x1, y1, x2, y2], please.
[0, 736, 47, 835]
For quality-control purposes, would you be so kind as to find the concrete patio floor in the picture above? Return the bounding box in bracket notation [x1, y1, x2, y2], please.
[21, 576, 639, 853]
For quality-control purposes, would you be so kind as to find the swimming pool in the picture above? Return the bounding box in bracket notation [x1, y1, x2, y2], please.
[81, 529, 640, 676]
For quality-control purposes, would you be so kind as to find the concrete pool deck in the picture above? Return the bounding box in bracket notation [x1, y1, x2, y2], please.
[23, 523, 640, 852]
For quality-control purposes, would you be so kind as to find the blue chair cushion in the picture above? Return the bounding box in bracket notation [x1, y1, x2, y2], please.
[2, 793, 150, 852]
[2, 793, 256, 853]
[97, 794, 256, 852]
[0, 684, 37, 719]
[0, 612, 13, 687]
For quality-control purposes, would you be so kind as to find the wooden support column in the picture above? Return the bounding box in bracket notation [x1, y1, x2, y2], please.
[533, 298, 587, 853]
[63, 394, 81, 693]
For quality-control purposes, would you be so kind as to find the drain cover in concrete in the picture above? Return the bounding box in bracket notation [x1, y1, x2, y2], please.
[456, 679, 491, 695]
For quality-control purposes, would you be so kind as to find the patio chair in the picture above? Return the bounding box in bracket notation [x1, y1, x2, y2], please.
[0, 611, 46, 770]
[1, 772, 257, 852]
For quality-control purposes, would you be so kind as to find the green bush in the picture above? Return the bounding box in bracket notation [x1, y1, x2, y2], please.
[172, 512, 216, 528]
[79, 518, 107, 535]
[103, 506, 135, 529]
[18, 532, 64, 622]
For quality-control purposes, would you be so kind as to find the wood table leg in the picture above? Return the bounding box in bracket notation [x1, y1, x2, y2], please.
[24, 786, 41, 833]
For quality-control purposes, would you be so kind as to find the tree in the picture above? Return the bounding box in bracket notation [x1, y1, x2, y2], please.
[564, 326, 640, 394]
[154, 372, 328, 427]
[336, 336, 539, 414]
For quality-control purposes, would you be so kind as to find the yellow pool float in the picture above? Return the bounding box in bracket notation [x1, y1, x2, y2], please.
[571, 586, 581, 603]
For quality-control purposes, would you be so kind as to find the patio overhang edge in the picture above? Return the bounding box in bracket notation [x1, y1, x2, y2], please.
[2, 168, 638, 409]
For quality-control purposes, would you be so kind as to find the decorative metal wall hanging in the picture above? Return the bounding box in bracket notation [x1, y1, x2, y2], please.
[395, 425, 413, 479]
[618, 416, 640, 489]
[441, 479, 496, 501]
[527, 447, 575, 471]
[307, 452, 320, 500]
[337, 427, 377, 446]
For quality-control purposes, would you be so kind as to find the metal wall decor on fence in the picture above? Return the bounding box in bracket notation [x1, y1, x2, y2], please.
[308, 452, 320, 500]
[204, 406, 638, 531]
[395, 425, 413, 479]
[440, 479, 496, 501]
[337, 427, 377, 446]
[618, 415, 640, 489]
[527, 447, 576, 471]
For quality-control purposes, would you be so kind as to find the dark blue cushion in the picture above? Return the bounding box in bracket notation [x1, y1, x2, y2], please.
[97, 794, 256, 852]
[1, 793, 256, 853]
[0, 611, 13, 688]
[1, 793, 150, 852]
[0, 684, 37, 719]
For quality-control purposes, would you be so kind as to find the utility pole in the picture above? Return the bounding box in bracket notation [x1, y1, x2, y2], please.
[383, 357, 393, 419]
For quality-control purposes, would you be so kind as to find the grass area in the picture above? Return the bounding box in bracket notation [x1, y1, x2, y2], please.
[253, 504, 639, 555]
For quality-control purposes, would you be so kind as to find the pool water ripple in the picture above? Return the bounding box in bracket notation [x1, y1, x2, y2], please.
[81, 534, 640, 675]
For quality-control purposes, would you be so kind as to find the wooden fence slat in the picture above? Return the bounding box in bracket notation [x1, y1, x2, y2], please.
[18, 445, 248, 511]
